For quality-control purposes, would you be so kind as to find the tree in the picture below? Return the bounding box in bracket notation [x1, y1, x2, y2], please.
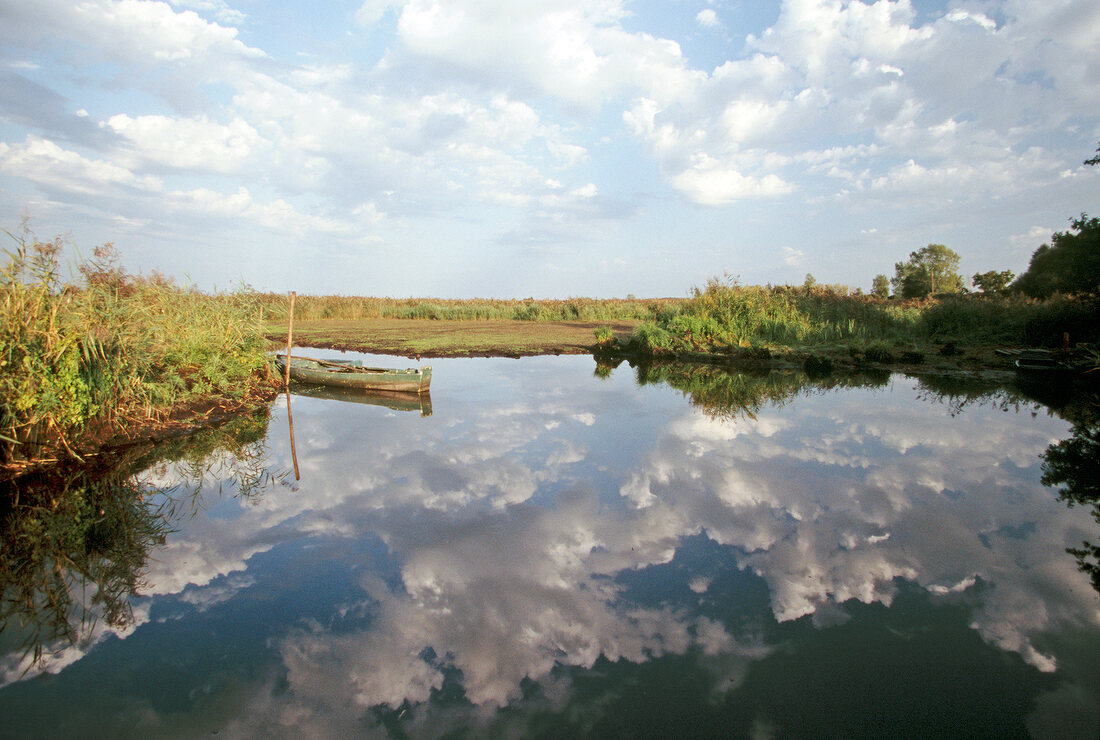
[1013, 214, 1100, 298]
[972, 269, 1014, 295]
[803, 273, 817, 291]
[871, 274, 890, 298]
[1085, 141, 1100, 166]
[891, 244, 964, 298]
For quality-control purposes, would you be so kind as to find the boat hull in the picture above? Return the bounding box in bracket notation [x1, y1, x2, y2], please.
[275, 355, 431, 393]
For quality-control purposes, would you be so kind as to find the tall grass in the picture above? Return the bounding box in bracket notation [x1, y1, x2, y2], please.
[1, 236, 270, 465]
[627, 277, 923, 354]
[255, 292, 683, 323]
[625, 276, 1098, 355]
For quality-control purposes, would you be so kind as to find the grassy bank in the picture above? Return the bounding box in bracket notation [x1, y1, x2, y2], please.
[256, 292, 682, 323]
[615, 277, 1100, 361]
[267, 318, 641, 357]
[1, 238, 273, 472]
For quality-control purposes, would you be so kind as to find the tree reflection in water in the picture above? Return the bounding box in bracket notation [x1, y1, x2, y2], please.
[0, 408, 283, 673]
[629, 359, 1100, 596]
[1039, 392, 1100, 594]
[631, 360, 891, 422]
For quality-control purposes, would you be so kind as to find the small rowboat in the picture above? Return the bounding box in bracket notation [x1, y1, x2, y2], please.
[275, 354, 431, 394]
[288, 384, 432, 416]
[1013, 349, 1070, 373]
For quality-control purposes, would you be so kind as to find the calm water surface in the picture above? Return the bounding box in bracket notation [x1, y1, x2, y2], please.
[1, 353, 1098, 738]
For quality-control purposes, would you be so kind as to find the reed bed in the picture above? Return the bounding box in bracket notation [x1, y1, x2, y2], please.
[1, 239, 270, 465]
[255, 293, 684, 323]
[624, 276, 1098, 355]
[626, 278, 923, 353]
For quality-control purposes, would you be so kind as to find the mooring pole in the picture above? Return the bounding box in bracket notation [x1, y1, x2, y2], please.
[285, 291, 300, 479]
[287, 388, 301, 481]
[284, 291, 295, 388]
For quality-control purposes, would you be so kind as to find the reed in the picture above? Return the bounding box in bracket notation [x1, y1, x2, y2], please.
[1, 237, 270, 465]
[623, 276, 1098, 356]
[627, 277, 924, 354]
[254, 292, 684, 323]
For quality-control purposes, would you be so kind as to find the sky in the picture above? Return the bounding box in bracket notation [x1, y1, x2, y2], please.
[1, 0, 1098, 298]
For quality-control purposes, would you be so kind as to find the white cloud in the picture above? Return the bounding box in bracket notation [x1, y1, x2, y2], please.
[1010, 225, 1053, 250]
[355, 0, 406, 25]
[1, 0, 1098, 293]
[378, 0, 697, 112]
[0, 0, 265, 68]
[697, 9, 721, 29]
[944, 9, 997, 32]
[169, 0, 247, 25]
[0, 135, 159, 195]
[782, 246, 805, 266]
[105, 113, 263, 172]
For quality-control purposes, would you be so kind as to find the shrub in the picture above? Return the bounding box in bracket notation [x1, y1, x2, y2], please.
[863, 341, 895, 363]
[629, 324, 675, 354]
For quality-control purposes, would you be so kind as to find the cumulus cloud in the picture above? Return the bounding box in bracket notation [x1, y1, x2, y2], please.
[3, 355, 1096, 740]
[104, 113, 264, 172]
[781, 246, 805, 266]
[696, 9, 722, 29]
[1, 0, 1098, 296]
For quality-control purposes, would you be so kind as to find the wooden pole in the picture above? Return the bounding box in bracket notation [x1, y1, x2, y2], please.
[284, 291, 295, 388]
[284, 291, 300, 480]
[286, 388, 300, 481]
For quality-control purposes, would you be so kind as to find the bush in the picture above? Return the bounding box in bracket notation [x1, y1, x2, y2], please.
[1, 231, 269, 463]
[863, 342, 895, 363]
[629, 324, 675, 354]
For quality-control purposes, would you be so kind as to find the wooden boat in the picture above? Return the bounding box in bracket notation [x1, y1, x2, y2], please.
[288, 384, 432, 416]
[1013, 349, 1070, 373]
[275, 354, 431, 393]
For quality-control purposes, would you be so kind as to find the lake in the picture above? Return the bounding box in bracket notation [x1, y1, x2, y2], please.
[1, 353, 1098, 739]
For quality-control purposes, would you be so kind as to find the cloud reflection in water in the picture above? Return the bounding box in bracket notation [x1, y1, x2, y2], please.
[3, 355, 1097, 737]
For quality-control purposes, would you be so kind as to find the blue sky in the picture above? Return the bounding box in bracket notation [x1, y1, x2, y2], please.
[1, 0, 1098, 297]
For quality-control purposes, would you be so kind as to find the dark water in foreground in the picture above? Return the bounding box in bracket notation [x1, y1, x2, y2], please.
[1, 353, 1098, 739]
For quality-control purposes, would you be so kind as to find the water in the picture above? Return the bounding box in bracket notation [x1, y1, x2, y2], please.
[1, 353, 1098, 739]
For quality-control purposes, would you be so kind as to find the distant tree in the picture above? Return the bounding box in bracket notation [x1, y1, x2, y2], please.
[1085, 141, 1100, 166]
[891, 244, 964, 298]
[803, 273, 817, 291]
[1013, 214, 1100, 298]
[972, 269, 1015, 296]
[871, 274, 890, 298]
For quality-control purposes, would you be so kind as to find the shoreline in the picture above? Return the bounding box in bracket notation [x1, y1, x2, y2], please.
[6, 325, 1089, 481]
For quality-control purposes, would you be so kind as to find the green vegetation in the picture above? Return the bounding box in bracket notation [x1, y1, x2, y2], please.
[618, 275, 1098, 359]
[621, 276, 924, 356]
[871, 274, 890, 299]
[0, 408, 277, 669]
[1, 233, 272, 469]
[972, 269, 1015, 296]
[1013, 214, 1100, 298]
[892, 244, 965, 298]
[6, 197, 1099, 472]
[634, 361, 890, 423]
[256, 293, 681, 323]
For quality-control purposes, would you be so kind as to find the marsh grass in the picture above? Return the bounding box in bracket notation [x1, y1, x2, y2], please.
[627, 277, 923, 354]
[256, 293, 682, 323]
[625, 276, 1098, 356]
[1, 235, 270, 465]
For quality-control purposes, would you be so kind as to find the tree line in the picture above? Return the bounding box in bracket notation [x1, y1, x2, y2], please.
[868, 144, 1099, 300]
